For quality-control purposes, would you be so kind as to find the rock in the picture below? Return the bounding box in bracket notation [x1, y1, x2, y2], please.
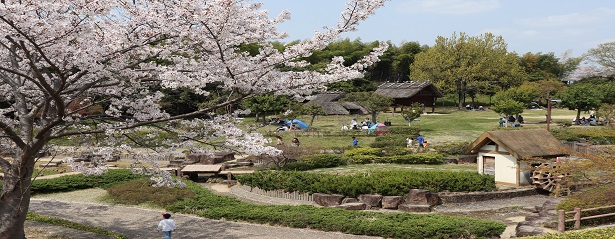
[336, 203, 367, 210]
[398, 204, 431, 213]
[312, 193, 344, 207]
[358, 194, 382, 209]
[516, 222, 545, 237]
[382, 196, 403, 209]
[405, 189, 440, 207]
[342, 197, 359, 204]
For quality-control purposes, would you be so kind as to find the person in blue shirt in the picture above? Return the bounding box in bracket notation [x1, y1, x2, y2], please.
[416, 134, 425, 152]
[352, 137, 358, 147]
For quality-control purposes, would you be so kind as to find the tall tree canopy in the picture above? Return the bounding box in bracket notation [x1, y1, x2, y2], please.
[341, 92, 393, 123]
[0, 0, 387, 237]
[557, 83, 604, 124]
[410, 32, 526, 109]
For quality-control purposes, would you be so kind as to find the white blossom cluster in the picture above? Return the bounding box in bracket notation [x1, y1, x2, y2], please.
[0, 0, 387, 188]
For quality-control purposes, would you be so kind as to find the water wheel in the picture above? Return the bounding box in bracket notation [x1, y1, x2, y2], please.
[531, 162, 567, 192]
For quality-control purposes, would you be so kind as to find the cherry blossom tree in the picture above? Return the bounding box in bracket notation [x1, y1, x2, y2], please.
[0, 0, 387, 237]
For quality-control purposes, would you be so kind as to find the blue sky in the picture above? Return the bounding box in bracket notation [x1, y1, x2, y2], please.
[258, 0, 615, 58]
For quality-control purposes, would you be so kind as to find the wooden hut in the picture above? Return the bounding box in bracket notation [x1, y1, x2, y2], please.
[466, 129, 567, 186]
[308, 92, 367, 115]
[374, 81, 443, 113]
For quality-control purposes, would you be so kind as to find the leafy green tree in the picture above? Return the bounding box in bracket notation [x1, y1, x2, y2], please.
[302, 102, 326, 126]
[494, 83, 541, 106]
[401, 102, 423, 126]
[241, 94, 290, 124]
[586, 41, 615, 71]
[341, 92, 393, 123]
[491, 99, 525, 122]
[557, 83, 604, 124]
[410, 32, 526, 109]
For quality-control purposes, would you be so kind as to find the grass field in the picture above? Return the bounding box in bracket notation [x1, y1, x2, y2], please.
[250, 107, 583, 148]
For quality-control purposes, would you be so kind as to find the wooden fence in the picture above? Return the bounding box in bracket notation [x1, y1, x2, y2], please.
[561, 141, 602, 155]
[236, 184, 314, 202]
[557, 205, 615, 232]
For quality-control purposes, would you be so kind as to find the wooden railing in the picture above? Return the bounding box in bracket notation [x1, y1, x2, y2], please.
[557, 205, 615, 232]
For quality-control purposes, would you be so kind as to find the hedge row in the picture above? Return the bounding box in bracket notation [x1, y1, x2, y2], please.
[28, 170, 505, 238]
[343, 148, 444, 165]
[165, 180, 506, 239]
[237, 170, 496, 197]
[282, 154, 347, 171]
[29, 169, 144, 195]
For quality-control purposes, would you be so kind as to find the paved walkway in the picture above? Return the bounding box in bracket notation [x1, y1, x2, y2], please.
[29, 199, 380, 239]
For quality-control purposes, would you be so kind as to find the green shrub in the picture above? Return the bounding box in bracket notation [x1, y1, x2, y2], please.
[370, 135, 406, 148]
[387, 126, 420, 135]
[238, 170, 495, 197]
[30, 169, 144, 195]
[283, 154, 347, 171]
[27, 212, 128, 239]
[432, 141, 471, 156]
[343, 147, 384, 157]
[163, 180, 506, 239]
[375, 153, 444, 164]
[106, 178, 196, 207]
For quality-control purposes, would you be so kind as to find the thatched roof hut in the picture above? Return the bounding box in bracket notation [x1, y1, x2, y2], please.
[374, 81, 443, 112]
[466, 129, 567, 186]
[308, 92, 367, 115]
[466, 129, 566, 160]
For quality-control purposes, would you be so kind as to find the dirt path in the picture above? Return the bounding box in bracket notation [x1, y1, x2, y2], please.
[29, 198, 380, 239]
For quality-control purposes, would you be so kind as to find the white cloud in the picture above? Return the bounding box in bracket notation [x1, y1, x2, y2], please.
[515, 8, 615, 27]
[398, 0, 500, 16]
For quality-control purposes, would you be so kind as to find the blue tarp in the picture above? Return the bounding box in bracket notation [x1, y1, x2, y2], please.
[286, 119, 309, 129]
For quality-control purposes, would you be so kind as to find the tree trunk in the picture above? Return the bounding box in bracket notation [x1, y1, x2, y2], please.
[576, 109, 581, 125]
[457, 91, 464, 109]
[310, 115, 316, 126]
[0, 155, 35, 239]
[371, 112, 378, 124]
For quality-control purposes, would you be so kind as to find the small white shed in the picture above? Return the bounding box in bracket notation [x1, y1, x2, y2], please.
[466, 129, 566, 186]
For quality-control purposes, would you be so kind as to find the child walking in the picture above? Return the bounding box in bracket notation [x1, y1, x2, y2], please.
[158, 213, 177, 239]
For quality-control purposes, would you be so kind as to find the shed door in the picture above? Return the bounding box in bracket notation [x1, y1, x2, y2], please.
[483, 156, 495, 175]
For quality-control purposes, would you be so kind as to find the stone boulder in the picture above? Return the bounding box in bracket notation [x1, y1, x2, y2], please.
[398, 204, 431, 213]
[405, 189, 440, 207]
[358, 194, 382, 209]
[336, 203, 367, 210]
[382, 196, 403, 209]
[313, 193, 344, 207]
[342, 197, 359, 204]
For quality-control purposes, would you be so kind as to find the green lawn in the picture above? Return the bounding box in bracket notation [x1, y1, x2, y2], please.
[248, 107, 581, 147]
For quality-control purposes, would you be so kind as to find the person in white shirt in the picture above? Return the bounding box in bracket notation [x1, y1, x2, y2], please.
[406, 137, 413, 148]
[158, 213, 177, 239]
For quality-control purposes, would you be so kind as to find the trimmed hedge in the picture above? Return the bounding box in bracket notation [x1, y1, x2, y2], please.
[282, 154, 347, 171]
[165, 180, 506, 239]
[238, 170, 496, 197]
[342, 147, 445, 165]
[27, 212, 128, 239]
[370, 135, 407, 148]
[29, 169, 144, 195]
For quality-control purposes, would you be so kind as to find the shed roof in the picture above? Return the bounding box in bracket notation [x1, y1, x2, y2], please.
[375, 81, 444, 98]
[308, 92, 367, 115]
[466, 129, 567, 159]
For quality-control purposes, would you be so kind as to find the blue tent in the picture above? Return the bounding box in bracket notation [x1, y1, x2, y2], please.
[286, 119, 309, 129]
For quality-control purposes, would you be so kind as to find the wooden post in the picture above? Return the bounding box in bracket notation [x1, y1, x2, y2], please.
[558, 209, 566, 232]
[574, 208, 581, 229]
[227, 172, 232, 188]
